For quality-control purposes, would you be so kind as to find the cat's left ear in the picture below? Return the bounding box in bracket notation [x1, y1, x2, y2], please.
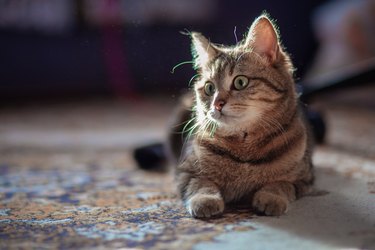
[191, 32, 218, 69]
[244, 15, 280, 65]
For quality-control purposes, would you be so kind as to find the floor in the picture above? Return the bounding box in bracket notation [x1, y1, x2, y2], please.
[0, 92, 374, 249]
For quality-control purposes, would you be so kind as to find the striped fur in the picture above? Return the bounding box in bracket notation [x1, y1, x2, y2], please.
[170, 15, 314, 218]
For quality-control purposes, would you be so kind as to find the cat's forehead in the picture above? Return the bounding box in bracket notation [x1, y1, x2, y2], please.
[200, 51, 259, 84]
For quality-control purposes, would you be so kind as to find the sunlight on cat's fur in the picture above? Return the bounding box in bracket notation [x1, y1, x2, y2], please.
[168, 13, 314, 218]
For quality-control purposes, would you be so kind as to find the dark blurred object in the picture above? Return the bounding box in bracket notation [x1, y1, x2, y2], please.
[300, 57, 375, 143]
[302, 58, 375, 101]
[305, 108, 326, 145]
[133, 143, 167, 171]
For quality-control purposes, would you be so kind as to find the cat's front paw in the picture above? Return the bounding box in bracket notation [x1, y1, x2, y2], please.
[252, 191, 289, 216]
[187, 193, 224, 218]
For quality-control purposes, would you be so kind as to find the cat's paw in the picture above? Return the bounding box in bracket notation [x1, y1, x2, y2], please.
[252, 191, 289, 216]
[187, 193, 224, 218]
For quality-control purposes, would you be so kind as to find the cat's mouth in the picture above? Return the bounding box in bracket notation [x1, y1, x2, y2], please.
[208, 109, 237, 122]
[208, 109, 221, 120]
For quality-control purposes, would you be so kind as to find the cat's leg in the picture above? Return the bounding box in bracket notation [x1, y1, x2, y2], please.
[176, 153, 225, 218]
[186, 179, 224, 218]
[252, 181, 296, 216]
[178, 173, 224, 218]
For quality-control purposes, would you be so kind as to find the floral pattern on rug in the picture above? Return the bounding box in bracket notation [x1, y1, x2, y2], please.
[0, 151, 256, 249]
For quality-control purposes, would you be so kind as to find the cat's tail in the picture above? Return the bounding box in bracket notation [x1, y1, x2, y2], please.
[133, 143, 167, 171]
[133, 92, 194, 171]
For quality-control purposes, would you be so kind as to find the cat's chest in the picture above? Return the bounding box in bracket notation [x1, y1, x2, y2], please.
[199, 150, 262, 183]
[198, 153, 261, 202]
[195, 138, 259, 177]
[194, 142, 298, 202]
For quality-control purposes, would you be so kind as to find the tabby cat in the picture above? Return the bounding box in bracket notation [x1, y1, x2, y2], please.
[168, 14, 314, 218]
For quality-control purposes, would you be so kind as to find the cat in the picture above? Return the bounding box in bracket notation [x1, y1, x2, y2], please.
[167, 14, 314, 218]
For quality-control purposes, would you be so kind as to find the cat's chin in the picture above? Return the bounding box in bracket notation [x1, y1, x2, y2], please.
[214, 115, 261, 135]
[207, 110, 259, 134]
[210, 116, 243, 133]
[208, 109, 238, 122]
[208, 113, 231, 126]
[208, 109, 221, 120]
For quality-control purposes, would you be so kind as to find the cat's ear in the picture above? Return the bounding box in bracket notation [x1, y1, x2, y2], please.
[191, 32, 218, 69]
[245, 15, 280, 65]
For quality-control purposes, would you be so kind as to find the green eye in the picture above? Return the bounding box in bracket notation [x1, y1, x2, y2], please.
[233, 75, 249, 90]
[204, 82, 216, 96]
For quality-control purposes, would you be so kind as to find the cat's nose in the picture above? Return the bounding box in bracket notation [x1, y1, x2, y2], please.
[214, 100, 226, 111]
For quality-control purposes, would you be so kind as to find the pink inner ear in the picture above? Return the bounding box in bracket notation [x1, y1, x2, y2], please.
[251, 18, 279, 64]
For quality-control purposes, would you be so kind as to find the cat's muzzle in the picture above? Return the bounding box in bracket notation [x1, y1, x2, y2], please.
[208, 109, 221, 120]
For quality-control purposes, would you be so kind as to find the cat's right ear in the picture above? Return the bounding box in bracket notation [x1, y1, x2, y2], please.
[191, 32, 218, 69]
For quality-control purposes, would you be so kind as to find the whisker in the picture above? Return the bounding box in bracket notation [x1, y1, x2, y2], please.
[209, 121, 218, 138]
[233, 26, 238, 44]
[171, 61, 194, 74]
[181, 117, 196, 134]
[189, 74, 200, 86]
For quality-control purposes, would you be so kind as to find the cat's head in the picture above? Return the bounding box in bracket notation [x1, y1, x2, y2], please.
[191, 14, 297, 135]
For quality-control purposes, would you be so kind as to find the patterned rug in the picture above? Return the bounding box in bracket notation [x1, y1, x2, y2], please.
[0, 150, 260, 249]
[0, 95, 374, 249]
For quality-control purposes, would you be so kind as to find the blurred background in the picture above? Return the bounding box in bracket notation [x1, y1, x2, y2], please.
[1, 0, 374, 104]
[0, 0, 333, 102]
[0, 0, 374, 149]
